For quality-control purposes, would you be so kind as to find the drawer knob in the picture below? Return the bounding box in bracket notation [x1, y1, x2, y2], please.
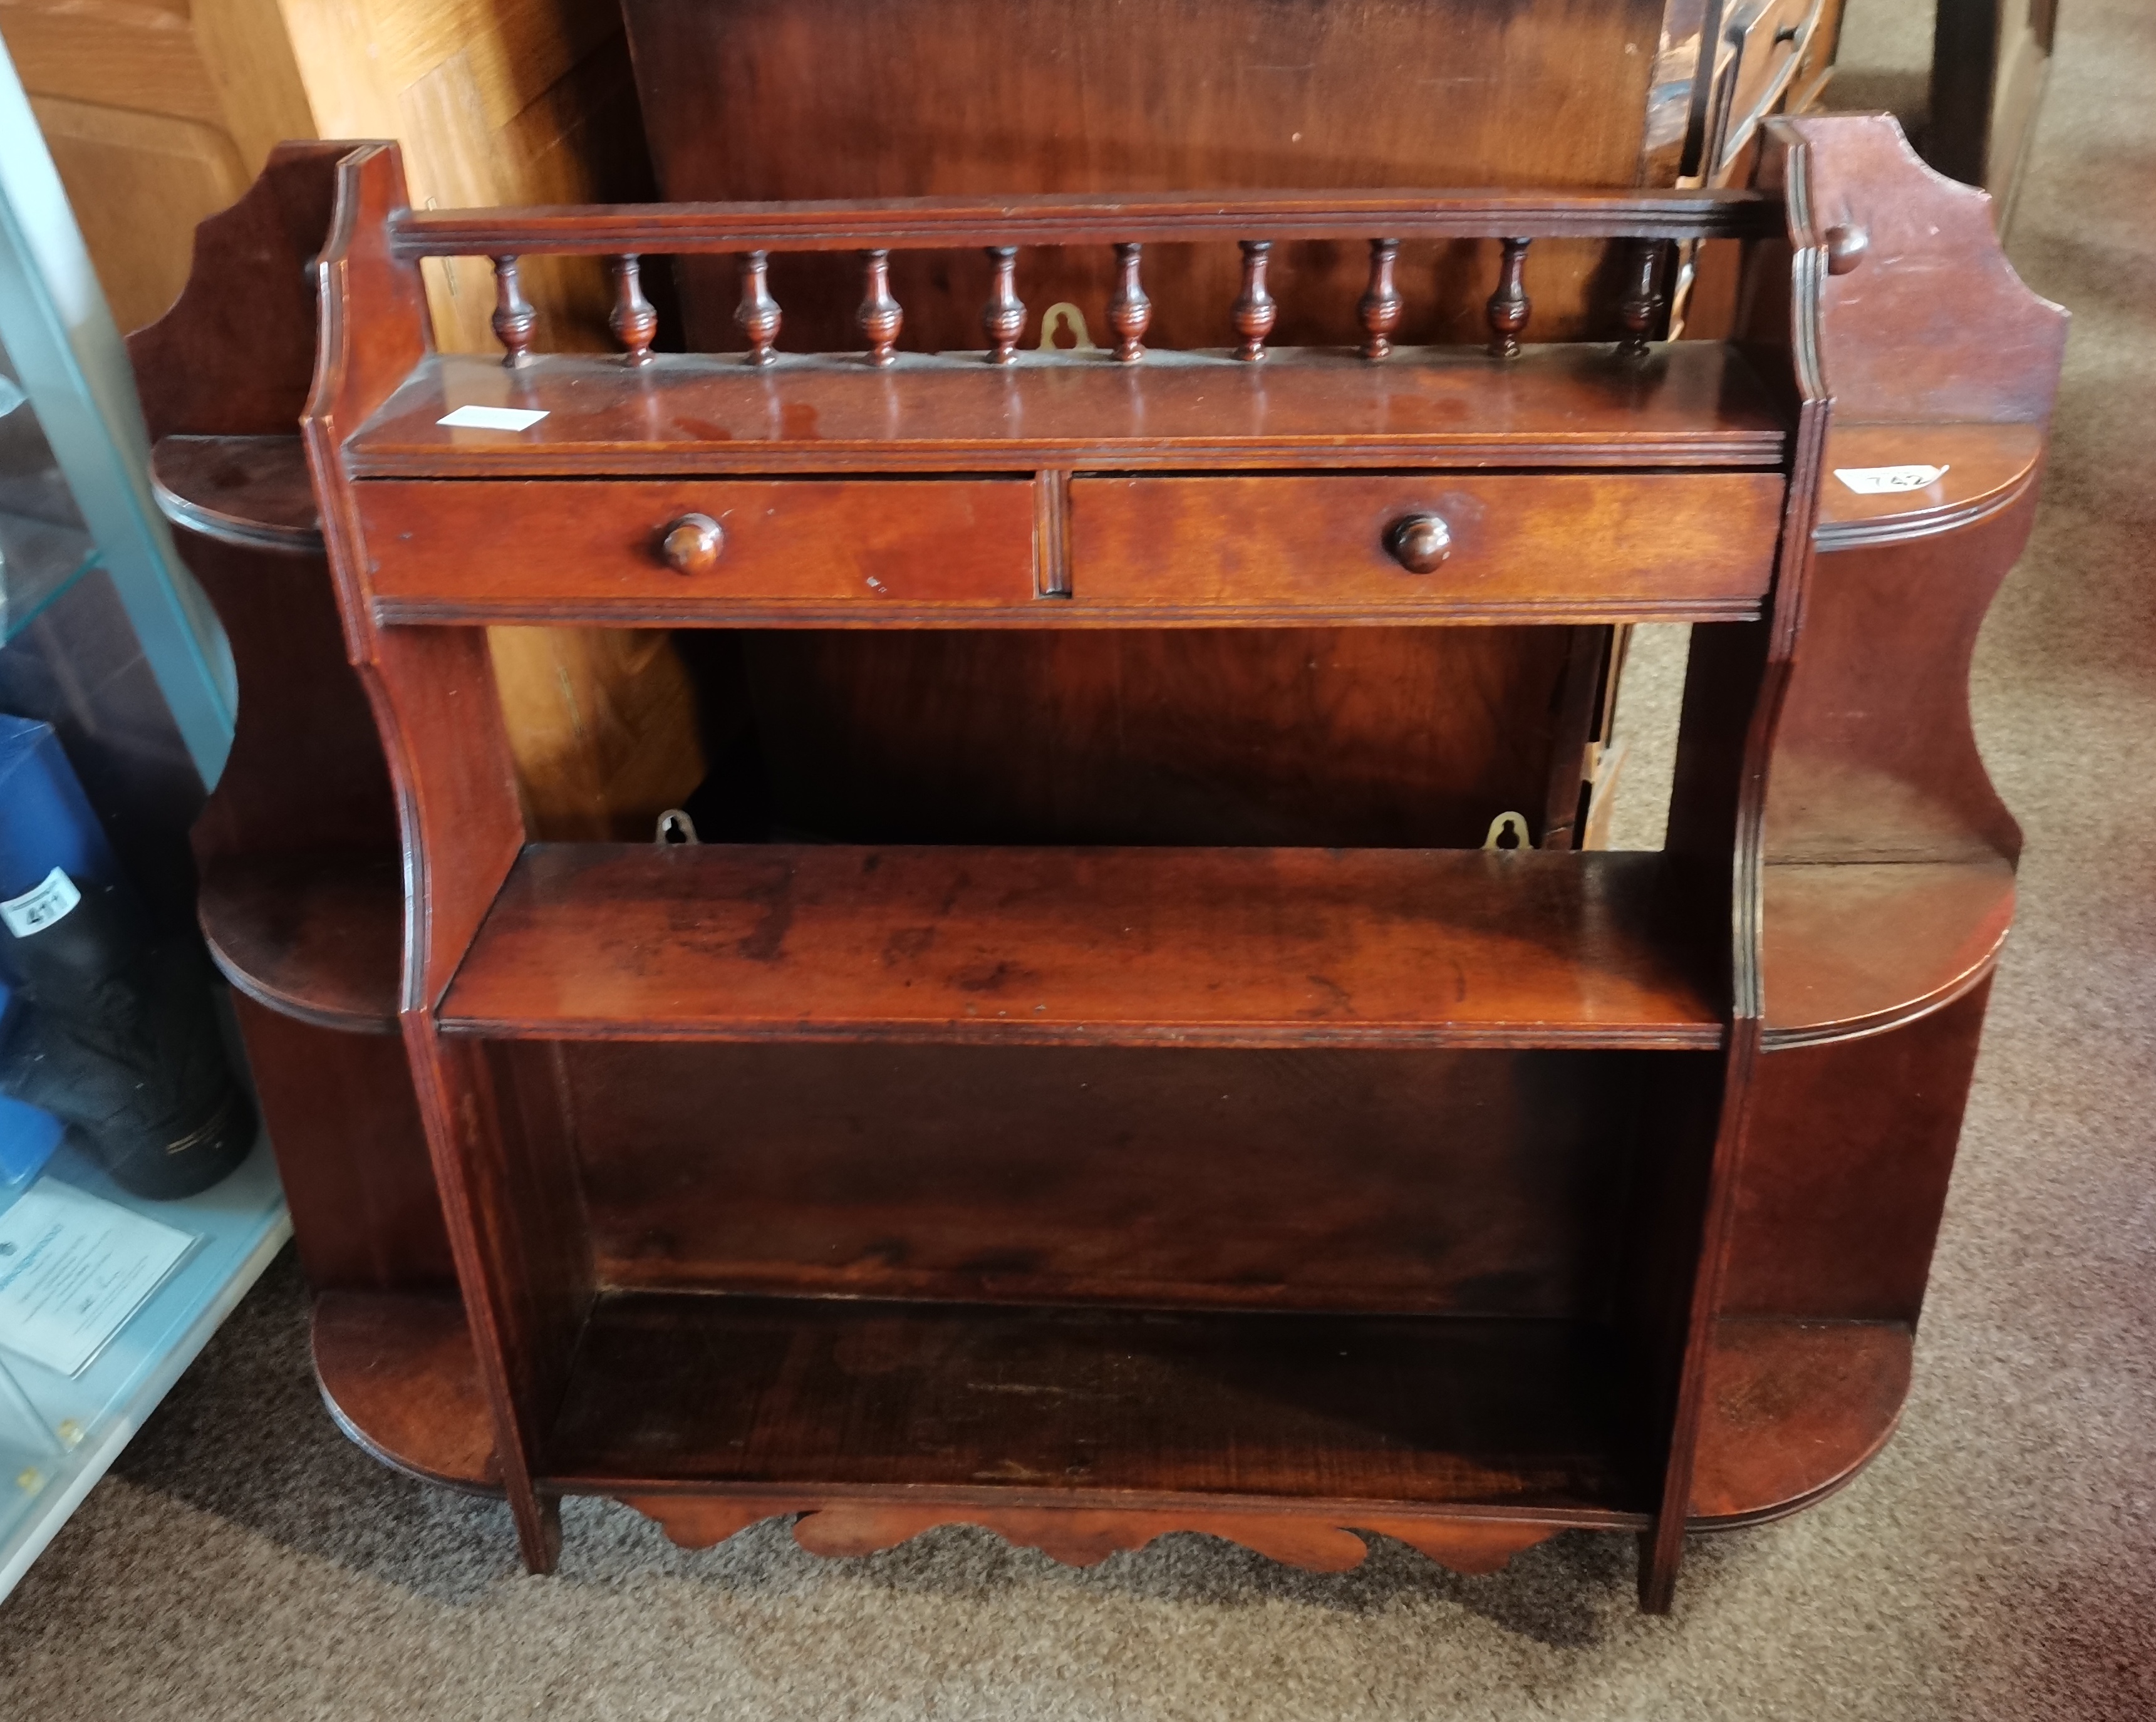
[1386, 513, 1453, 573]
[660, 513, 724, 574]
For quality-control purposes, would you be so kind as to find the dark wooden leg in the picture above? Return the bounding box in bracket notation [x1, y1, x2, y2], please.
[1928, 0, 2003, 185]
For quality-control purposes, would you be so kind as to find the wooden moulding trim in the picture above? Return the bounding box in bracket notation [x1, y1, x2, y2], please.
[613, 1493, 1608, 1574]
[391, 188, 1783, 258]
[370, 596, 1766, 630]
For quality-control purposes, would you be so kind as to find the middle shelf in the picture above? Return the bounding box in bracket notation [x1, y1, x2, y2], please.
[437, 844, 1722, 1049]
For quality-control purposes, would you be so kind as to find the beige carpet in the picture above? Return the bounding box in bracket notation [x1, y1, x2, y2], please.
[6, 4, 2153, 1716]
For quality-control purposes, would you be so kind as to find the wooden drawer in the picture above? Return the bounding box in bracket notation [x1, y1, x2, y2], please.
[1068, 473, 1785, 620]
[358, 478, 1039, 619]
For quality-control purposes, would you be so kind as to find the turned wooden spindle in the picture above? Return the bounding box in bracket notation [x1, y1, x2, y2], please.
[736, 251, 781, 365]
[1486, 237, 1531, 359]
[1359, 238, 1402, 361]
[490, 256, 536, 368]
[1232, 241, 1277, 362]
[858, 249, 902, 366]
[1617, 240, 1667, 357]
[983, 247, 1025, 364]
[1108, 242, 1151, 363]
[608, 256, 657, 365]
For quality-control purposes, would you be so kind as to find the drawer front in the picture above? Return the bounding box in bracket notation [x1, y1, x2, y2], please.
[358, 478, 1039, 618]
[1069, 472, 1785, 620]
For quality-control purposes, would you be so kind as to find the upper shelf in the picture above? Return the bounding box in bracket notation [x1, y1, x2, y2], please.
[438, 843, 1723, 1050]
[344, 344, 1791, 479]
[194, 846, 2017, 1053]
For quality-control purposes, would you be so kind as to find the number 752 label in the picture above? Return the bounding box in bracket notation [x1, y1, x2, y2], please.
[1835, 464, 1949, 494]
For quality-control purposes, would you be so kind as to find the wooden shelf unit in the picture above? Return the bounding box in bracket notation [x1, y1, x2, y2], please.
[152, 115, 2061, 1613]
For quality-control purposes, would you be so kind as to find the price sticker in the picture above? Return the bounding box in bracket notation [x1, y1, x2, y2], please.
[1835, 464, 1949, 494]
[437, 405, 549, 431]
[0, 867, 82, 938]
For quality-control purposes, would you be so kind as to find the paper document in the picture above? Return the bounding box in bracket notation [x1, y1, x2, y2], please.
[0, 1180, 196, 1376]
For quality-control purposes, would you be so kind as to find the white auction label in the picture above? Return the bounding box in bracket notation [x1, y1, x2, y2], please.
[0, 1180, 197, 1376]
[437, 404, 549, 431]
[1835, 464, 1949, 494]
[0, 866, 81, 938]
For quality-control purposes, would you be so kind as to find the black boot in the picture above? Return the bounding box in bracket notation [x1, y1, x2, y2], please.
[0, 878, 253, 1199]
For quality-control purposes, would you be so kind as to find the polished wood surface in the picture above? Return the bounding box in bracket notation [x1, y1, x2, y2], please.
[149, 433, 321, 552]
[1686, 1317, 1911, 1523]
[346, 345, 1789, 479]
[199, 853, 402, 1033]
[442, 846, 1719, 1048]
[1069, 473, 1783, 621]
[360, 477, 1039, 615]
[313, 1290, 500, 1490]
[195, 113, 2064, 1610]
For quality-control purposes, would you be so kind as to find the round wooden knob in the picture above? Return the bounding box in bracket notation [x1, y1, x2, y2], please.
[1825, 224, 1869, 276]
[660, 512, 724, 574]
[1386, 513, 1453, 573]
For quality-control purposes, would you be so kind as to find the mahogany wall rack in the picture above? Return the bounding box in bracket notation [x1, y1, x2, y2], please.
[140, 115, 2062, 1612]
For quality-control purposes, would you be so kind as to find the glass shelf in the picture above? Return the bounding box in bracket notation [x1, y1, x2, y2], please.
[0, 356, 100, 643]
[0, 507, 100, 643]
[0, 1133, 289, 1601]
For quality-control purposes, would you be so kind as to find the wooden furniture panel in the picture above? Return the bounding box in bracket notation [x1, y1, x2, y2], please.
[739, 626, 1595, 852]
[1070, 472, 1783, 621]
[621, 0, 1670, 358]
[152, 109, 2057, 1613]
[359, 477, 1040, 614]
[562, 1041, 1655, 1315]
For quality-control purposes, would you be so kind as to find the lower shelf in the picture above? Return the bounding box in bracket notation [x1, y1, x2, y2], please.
[547, 1294, 1639, 1512]
[313, 1289, 1917, 1555]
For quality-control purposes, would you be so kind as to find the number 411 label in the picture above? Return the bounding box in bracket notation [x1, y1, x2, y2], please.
[0, 866, 83, 938]
[1835, 464, 1949, 494]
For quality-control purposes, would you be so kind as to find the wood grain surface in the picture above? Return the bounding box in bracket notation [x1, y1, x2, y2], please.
[439, 844, 1721, 1047]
